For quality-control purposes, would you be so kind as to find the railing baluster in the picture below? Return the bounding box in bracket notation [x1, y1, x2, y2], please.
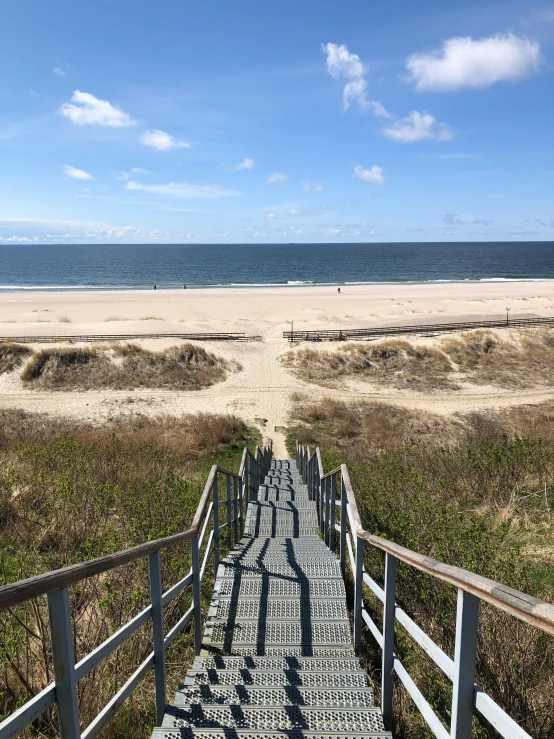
[47, 587, 81, 739]
[319, 467, 324, 534]
[191, 534, 202, 656]
[381, 553, 397, 730]
[339, 475, 346, 577]
[226, 474, 232, 549]
[353, 535, 364, 650]
[330, 473, 336, 551]
[233, 477, 239, 545]
[213, 475, 220, 573]
[148, 551, 166, 724]
[451, 590, 479, 738]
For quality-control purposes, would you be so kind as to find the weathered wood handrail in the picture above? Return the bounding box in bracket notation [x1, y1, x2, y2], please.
[0, 442, 272, 739]
[0, 332, 261, 344]
[297, 440, 554, 739]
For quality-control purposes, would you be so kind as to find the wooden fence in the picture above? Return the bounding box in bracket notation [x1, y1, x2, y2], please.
[284, 315, 554, 342]
[0, 332, 260, 344]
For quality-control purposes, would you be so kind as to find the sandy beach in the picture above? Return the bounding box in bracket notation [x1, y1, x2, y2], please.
[1, 282, 554, 457]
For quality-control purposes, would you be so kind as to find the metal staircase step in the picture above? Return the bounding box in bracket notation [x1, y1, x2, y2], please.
[173, 685, 375, 707]
[209, 598, 349, 621]
[154, 730, 389, 738]
[192, 656, 364, 672]
[151, 458, 391, 739]
[183, 669, 368, 687]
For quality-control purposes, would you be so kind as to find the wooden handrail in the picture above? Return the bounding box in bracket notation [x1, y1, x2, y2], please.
[306, 446, 554, 638]
[0, 446, 271, 611]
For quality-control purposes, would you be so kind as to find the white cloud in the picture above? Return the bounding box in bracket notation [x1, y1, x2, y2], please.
[140, 129, 190, 151]
[353, 164, 385, 185]
[406, 33, 541, 91]
[116, 171, 131, 180]
[382, 111, 452, 143]
[125, 180, 238, 198]
[322, 42, 391, 118]
[53, 66, 65, 77]
[266, 172, 287, 184]
[441, 214, 493, 225]
[368, 100, 392, 118]
[343, 79, 368, 110]
[235, 157, 255, 170]
[64, 164, 94, 181]
[322, 42, 365, 79]
[265, 213, 277, 220]
[59, 90, 135, 127]
[302, 181, 324, 192]
[131, 167, 149, 174]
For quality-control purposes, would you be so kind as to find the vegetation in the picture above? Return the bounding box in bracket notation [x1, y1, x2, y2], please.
[290, 397, 554, 738]
[0, 410, 256, 738]
[0, 343, 32, 374]
[282, 329, 554, 391]
[20, 343, 239, 390]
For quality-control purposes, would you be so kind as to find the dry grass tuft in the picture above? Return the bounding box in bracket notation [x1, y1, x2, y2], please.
[20, 343, 239, 390]
[282, 340, 455, 391]
[57, 314, 72, 323]
[0, 342, 32, 374]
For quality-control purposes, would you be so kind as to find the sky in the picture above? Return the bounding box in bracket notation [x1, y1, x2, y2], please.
[1, 0, 553, 244]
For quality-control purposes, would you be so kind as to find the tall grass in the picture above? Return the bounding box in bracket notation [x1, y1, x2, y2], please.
[0, 410, 256, 738]
[290, 398, 554, 738]
[0, 343, 32, 374]
[20, 343, 239, 390]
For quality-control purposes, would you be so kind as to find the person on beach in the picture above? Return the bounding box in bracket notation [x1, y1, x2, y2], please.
[337, 287, 341, 293]
[154, 284, 157, 290]
[184, 284, 187, 289]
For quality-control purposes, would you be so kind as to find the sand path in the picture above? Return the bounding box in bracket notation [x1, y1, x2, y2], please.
[2, 282, 554, 457]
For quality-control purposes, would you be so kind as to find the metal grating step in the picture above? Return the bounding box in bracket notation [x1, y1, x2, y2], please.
[210, 599, 349, 621]
[154, 732, 388, 739]
[193, 656, 364, 672]
[208, 646, 356, 657]
[217, 562, 342, 579]
[161, 705, 386, 733]
[215, 578, 346, 598]
[183, 669, 368, 687]
[204, 621, 352, 646]
[173, 685, 375, 707]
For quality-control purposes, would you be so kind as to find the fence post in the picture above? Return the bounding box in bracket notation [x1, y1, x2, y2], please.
[330, 473, 336, 551]
[319, 468, 324, 534]
[339, 476, 346, 577]
[233, 477, 239, 545]
[451, 590, 479, 739]
[47, 587, 81, 739]
[148, 551, 166, 725]
[353, 535, 364, 650]
[226, 474, 232, 549]
[381, 553, 397, 730]
[191, 534, 202, 655]
[213, 474, 220, 573]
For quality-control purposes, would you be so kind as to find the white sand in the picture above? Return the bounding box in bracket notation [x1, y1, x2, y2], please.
[1, 282, 554, 457]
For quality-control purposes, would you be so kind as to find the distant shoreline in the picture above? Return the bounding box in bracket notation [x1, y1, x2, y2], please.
[3, 276, 554, 293]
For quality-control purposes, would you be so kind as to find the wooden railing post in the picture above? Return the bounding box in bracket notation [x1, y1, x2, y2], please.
[148, 551, 166, 725]
[319, 468, 324, 534]
[191, 534, 202, 655]
[226, 474, 232, 549]
[353, 535, 364, 650]
[381, 553, 397, 730]
[47, 587, 81, 739]
[330, 473, 337, 551]
[339, 475, 346, 577]
[451, 590, 479, 739]
[213, 475, 220, 573]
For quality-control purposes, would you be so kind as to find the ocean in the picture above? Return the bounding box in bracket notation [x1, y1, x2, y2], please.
[1, 241, 553, 290]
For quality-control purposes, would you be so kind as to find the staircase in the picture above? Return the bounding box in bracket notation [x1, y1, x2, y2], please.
[152, 459, 391, 738]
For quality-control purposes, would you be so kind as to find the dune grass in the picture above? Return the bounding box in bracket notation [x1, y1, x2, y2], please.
[289, 397, 554, 738]
[0, 410, 256, 738]
[0, 342, 32, 374]
[20, 343, 239, 391]
[282, 340, 456, 390]
[283, 329, 554, 391]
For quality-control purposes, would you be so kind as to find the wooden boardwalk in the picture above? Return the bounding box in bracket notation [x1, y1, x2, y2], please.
[152, 459, 390, 738]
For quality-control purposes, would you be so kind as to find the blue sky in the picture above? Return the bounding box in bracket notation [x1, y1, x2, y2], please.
[1, 0, 553, 244]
